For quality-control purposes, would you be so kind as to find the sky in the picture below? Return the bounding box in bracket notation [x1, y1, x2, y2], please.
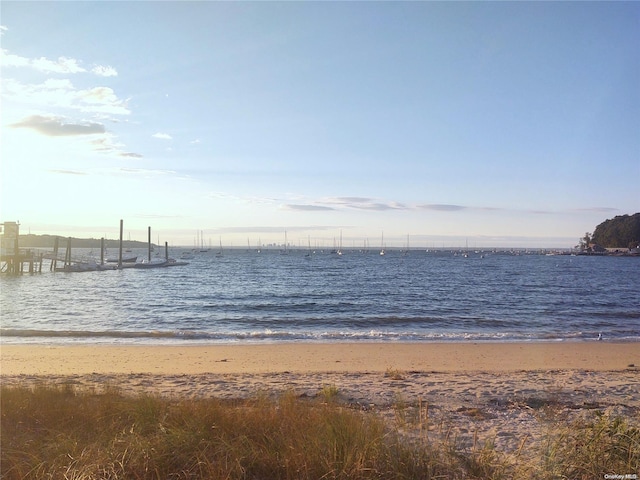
[1, 1, 638, 249]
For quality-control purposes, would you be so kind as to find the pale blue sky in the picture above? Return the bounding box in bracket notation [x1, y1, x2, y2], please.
[1, 1, 638, 248]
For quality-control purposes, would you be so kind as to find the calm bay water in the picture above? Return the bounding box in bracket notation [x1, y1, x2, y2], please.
[1, 249, 639, 344]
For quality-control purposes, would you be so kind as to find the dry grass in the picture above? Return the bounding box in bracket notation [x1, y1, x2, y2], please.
[2, 383, 638, 479]
[534, 411, 640, 479]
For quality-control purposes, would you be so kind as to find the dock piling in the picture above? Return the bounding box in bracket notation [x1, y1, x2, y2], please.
[118, 219, 123, 269]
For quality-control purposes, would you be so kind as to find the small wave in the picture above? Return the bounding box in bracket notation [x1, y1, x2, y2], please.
[2, 328, 637, 345]
[0, 328, 183, 339]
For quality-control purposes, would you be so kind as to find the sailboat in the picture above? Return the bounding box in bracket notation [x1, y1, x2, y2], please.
[379, 232, 386, 256]
[199, 230, 209, 252]
[402, 234, 410, 256]
[305, 235, 312, 258]
[216, 237, 223, 257]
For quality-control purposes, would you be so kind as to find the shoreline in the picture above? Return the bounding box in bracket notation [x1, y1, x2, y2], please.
[1, 341, 637, 376]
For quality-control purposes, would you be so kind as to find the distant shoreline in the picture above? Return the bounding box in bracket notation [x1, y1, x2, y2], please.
[4, 239, 640, 256]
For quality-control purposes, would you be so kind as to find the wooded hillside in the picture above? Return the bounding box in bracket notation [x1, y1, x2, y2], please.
[592, 213, 640, 248]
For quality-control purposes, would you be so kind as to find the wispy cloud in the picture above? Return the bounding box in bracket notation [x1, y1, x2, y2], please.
[1, 78, 130, 115]
[11, 115, 105, 136]
[204, 191, 605, 220]
[320, 197, 407, 211]
[76, 86, 129, 114]
[116, 167, 177, 177]
[152, 132, 173, 140]
[350, 202, 406, 211]
[9, 115, 144, 158]
[572, 207, 619, 213]
[329, 197, 375, 205]
[276, 196, 405, 212]
[32, 56, 85, 74]
[0, 49, 118, 76]
[48, 169, 87, 176]
[418, 204, 468, 212]
[90, 136, 132, 156]
[91, 65, 118, 77]
[281, 196, 471, 213]
[283, 204, 336, 211]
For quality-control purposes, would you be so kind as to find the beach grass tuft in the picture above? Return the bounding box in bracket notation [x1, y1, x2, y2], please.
[2, 383, 638, 479]
[384, 368, 405, 380]
[536, 410, 640, 479]
[320, 383, 340, 402]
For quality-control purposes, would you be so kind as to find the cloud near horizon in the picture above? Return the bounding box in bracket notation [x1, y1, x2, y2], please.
[280, 197, 407, 212]
[48, 169, 87, 176]
[283, 204, 336, 212]
[282, 197, 475, 214]
[418, 204, 468, 212]
[274, 197, 619, 218]
[117, 167, 176, 176]
[321, 197, 407, 211]
[573, 207, 619, 213]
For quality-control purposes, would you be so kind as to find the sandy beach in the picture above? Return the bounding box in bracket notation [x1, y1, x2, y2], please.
[2, 341, 638, 375]
[2, 342, 639, 453]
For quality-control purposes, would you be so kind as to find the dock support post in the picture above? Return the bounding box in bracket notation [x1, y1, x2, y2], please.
[118, 220, 123, 269]
[51, 236, 59, 271]
[165, 241, 169, 261]
[100, 238, 105, 265]
[13, 235, 19, 274]
[65, 237, 72, 269]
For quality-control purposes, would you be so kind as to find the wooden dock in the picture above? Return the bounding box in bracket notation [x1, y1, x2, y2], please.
[1, 220, 188, 274]
[0, 249, 44, 274]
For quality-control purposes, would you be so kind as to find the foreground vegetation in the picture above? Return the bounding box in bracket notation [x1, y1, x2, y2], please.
[2, 384, 639, 479]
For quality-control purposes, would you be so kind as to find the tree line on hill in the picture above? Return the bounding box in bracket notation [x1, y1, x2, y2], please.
[579, 213, 640, 251]
[6, 234, 151, 249]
